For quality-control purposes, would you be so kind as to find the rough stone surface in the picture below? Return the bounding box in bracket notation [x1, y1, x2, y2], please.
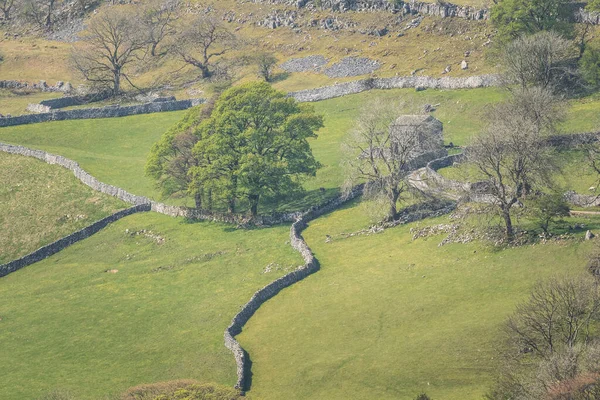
[280, 55, 328, 72]
[324, 56, 381, 78]
[289, 74, 500, 102]
[0, 98, 205, 127]
[0, 205, 150, 278]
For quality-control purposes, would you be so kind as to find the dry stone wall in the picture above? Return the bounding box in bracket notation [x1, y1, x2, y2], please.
[223, 184, 364, 390]
[0, 204, 150, 278]
[0, 98, 205, 128]
[289, 75, 500, 102]
[0, 143, 306, 225]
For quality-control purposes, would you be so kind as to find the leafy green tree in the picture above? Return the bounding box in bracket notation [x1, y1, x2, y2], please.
[490, 0, 573, 42]
[580, 41, 600, 87]
[145, 101, 215, 208]
[529, 193, 570, 234]
[191, 82, 323, 217]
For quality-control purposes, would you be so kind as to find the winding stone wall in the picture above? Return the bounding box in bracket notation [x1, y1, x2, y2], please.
[0, 204, 150, 278]
[289, 75, 500, 102]
[223, 184, 364, 390]
[0, 98, 205, 128]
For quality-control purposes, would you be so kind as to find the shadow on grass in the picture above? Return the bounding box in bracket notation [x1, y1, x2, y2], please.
[241, 349, 254, 393]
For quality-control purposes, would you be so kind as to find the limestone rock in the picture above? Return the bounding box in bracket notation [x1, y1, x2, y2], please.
[461, 60, 468, 70]
[586, 230, 595, 240]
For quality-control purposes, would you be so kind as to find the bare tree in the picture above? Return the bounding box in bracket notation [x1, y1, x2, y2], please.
[173, 15, 235, 79]
[468, 87, 562, 240]
[138, 0, 179, 57]
[22, 0, 60, 30]
[342, 101, 442, 221]
[71, 7, 148, 95]
[0, 0, 15, 20]
[487, 276, 600, 400]
[503, 31, 575, 90]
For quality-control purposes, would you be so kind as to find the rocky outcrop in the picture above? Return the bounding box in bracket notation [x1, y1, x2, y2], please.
[0, 80, 74, 93]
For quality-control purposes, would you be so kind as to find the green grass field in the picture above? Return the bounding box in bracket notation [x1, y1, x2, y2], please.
[237, 202, 596, 400]
[0, 152, 127, 264]
[0, 212, 300, 400]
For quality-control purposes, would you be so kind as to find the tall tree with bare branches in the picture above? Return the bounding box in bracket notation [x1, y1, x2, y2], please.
[71, 6, 148, 95]
[468, 87, 562, 240]
[342, 101, 443, 221]
[138, 0, 179, 57]
[173, 15, 235, 79]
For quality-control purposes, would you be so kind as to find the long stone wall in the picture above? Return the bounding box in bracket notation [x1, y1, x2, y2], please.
[0, 143, 307, 225]
[0, 204, 150, 278]
[0, 98, 205, 128]
[223, 184, 364, 390]
[289, 75, 500, 102]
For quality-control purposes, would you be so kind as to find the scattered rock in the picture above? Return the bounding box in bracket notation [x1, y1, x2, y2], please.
[586, 230, 595, 240]
[105, 269, 119, 274]
[324, 56, 381, 78]
[461, 60, 469, 70]
[280, 55, 328, 73]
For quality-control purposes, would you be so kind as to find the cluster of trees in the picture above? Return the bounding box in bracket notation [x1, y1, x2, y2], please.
[491, 0, 600, 90]
[146, 82, 323, 217]
[487, 274, 600, 400]
[66, 1, 279, 96]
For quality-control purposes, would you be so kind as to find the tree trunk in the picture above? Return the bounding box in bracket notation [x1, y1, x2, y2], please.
[113, 70, 120, 96]
[387, 187, 400, 222]
[45, 0, 54, 29]
[151, 42, 159, 57]
[502, 208, 514, 241]
[249, 194, 260, 218]
[194, 192, 202, 209]
[228, 199, 235, 214]
[199, 64, 211, 79]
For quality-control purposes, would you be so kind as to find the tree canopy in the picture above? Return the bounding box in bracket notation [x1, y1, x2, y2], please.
[490, 0, 574, 42]
[147, 82, 323, 217]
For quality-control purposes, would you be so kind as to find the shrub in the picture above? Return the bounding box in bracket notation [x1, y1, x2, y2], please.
[414, 393, 432, 400]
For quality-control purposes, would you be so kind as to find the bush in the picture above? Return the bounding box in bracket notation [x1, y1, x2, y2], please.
[120, 380, 242, 400]
[414, 393, 432, 400]
[580, 41, 600, 88]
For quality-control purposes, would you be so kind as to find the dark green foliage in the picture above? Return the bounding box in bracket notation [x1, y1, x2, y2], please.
[414, 393, 432, 400]
[190, 81, 323, 216]
[490, 0, 574, 43]
[580, 41, 600, 87]
[529, 193, 570, 233]
[120, 380, 242, 400]
[145, 102, 214, 207]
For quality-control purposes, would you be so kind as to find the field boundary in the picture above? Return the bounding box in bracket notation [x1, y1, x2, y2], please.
[0, 98, 205, 128]
[0, 204, 150, 278]
[0, 143, 305, 224]
[288, 75, 500, 102]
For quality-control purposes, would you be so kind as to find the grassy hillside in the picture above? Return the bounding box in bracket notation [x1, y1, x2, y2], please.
[0, 212, 301, 400]
[1, 88, 598, 205]
[0, 152, 127, 264]
[0, 111, 186, 204]
[237, 202, 597, 400]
